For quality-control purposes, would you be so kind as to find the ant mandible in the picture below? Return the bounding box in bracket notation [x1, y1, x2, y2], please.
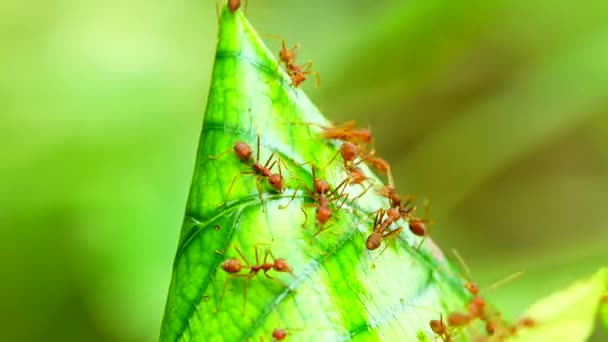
[215, 244, 294, 315]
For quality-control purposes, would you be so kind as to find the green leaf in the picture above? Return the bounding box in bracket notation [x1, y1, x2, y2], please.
[600, 293, 608, 336]
[511, 267, 608, 342]
[160, 5, 472, 342]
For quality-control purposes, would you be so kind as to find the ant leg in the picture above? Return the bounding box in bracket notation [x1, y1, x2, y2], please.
[241, 277, 249, 316]
[327, 176, 350, 200]
[386, 165, 395, 188]
[279, 183, 303, 209]
[258, 246, 269, 266]
[300, 61, 320, 88]
[300, 207, 308, 229]
[312, 222, 333, 239]
[263, 152, 277, 169]
[349, 183, 374, 205]
[255, 176, 266, 212]
[208, 148, 233, 160]
[233, 245, 251, 268]
[256, 134, 261, 163]
[373, 227, 404, 263]
[306, 71, 321, 88]
[214, 277, 230, 314]
[334, 192, 350, 212]
[415, 200, 434, 250]
[324, 150, 341, 169]
[220, 174, 240, 206]
[215, 273, 247, 314]
[263, 272, 291, 290]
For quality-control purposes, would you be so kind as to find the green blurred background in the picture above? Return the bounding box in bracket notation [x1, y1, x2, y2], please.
[2, 0, 607, 341]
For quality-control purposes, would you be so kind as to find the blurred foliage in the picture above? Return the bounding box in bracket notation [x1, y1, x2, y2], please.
[512, 267, 607, 342]
[1, 0, 607, 341]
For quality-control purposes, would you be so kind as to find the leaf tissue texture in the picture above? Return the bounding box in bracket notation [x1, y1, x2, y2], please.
[160, 6, 471, 342]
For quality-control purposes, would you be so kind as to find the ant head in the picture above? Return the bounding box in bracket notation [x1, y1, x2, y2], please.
[220, 258, 242, 273]
[408, 218, 426, 237]
[291, 73, 306, 87]
[315, 205, 331, 224]
[273, 259, 291, 273]
[272, 328, 287, 340]
[468, 297, 486, 318]
[465, 282, 479, 296]
[340, 142, 358, 161]
[485, 321, 496, 335]
[313, 179, 330, 195]
[518, 317, 535, 328]
[268, 174, 282, 192]
[470, 296, 485, 308]
[369, 156, 390, 173]
[365, 232, 382, 250]
[429, 317, 446, 335]
[447, 312, 471, 327]
[234, 141, 252, 161]
[377, 185, 397, 198]
[279, 48, 293, 62]
[398, 204, 416, 217]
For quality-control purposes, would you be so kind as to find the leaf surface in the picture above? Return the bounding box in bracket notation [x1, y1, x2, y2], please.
[160, 6, 472, 342]
[511, 267, 608, 342]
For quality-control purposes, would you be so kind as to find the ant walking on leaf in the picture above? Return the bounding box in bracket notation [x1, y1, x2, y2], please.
[280, 164, 350, 239]
[276, 39, 320, 87]
[365, 209, 405, 266]
[376, 186, 433, 242]
[442, 249, 524, 338]
[215, 244, 294, 315]
[208, 134, 287, 210]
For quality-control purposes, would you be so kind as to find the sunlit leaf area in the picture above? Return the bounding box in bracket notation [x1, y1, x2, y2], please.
[2, 0, 608, 341]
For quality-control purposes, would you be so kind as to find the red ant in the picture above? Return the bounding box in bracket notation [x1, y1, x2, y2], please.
[271, 328, 287, 341]
[227, 0, 241, 12]
[286, 61, 319, 88]
[276, 39, 320, 88]
[280, 164, 349, 238]
[429, 313, 453, 342]
[258, 327, 298, 342]
[215, 244, 294, 315]
[441, 250, 523, 335]
[209, 135, 286, 209]
[365, 209, 403, 253]
[288, 120, 373, 146]
[376, 185, 432, 238]
[446, 311, 471, 328]
[278, 39, 300, 69]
